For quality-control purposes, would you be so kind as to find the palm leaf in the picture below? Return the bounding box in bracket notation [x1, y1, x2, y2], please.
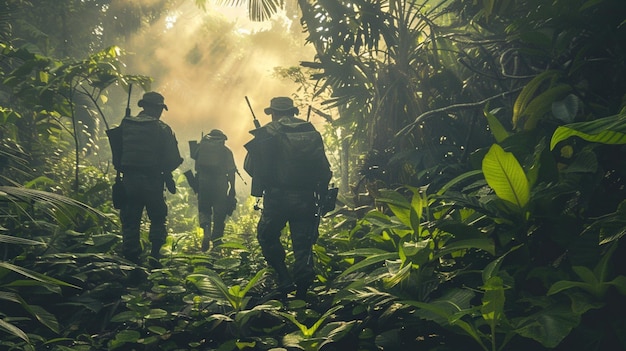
[0, 262, 80, 289]
[0, 186, 109, 227]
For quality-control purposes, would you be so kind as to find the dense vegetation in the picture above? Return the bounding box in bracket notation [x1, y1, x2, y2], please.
[1, 0, 625, 350]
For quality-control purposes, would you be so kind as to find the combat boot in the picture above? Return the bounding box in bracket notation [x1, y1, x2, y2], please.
[201, 224, 212, 251]
[275, 264, 295, 299]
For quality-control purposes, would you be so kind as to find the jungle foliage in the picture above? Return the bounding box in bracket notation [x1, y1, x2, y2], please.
[1, 0, 626, 350]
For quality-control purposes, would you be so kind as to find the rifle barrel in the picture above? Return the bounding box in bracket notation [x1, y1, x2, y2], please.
[125, 83, 133, 117]
[245, 96, 261, 129]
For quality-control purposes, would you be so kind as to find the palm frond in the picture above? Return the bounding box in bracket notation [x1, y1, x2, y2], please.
[0, 186, 110, 227]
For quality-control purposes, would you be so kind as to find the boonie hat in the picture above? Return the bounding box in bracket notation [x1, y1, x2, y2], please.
[264, 97, 299, 115]
[206, 129, 227, 140]
[138, 92, 168, 111]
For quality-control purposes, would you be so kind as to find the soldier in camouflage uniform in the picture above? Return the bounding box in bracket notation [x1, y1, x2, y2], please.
[244, 97, 332, 299]
[117, 92, 182, 265]
[190, 129, 237, 251]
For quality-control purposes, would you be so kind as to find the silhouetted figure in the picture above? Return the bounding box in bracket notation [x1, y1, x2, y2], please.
[190, 129, 237, 251]
[115, 92, 182, 265]
[244, 96, 332, 300]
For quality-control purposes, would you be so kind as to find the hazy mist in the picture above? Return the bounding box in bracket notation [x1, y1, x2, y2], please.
[119, 0, 315, 183]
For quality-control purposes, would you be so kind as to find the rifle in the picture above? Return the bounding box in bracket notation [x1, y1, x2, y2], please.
[235, 169, 247, 186]
[245, 96, 261, 129]
[125, 83, 133, 117]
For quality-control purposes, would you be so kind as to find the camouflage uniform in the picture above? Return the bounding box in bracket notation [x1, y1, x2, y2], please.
[244, 97, 332, 299]
[117, 92, 182, 263]
[191, 129, 236, 250]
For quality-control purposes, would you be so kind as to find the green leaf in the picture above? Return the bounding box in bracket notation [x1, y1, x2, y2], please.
[0, 234, 45, 246]
[338, 252, 399, 278]
[514, 305, 580, 348]
[240, 268, 268, 298]
[513, 70, 561, 129]
[485, 107, 510, 143]
[550, 112, 626, 150]
[0, 262, 80, 289]
[547, 280, 590, 296]
[145, 309, 168, 319]
[552, 94, 579, 123]
[318, 321, 356, 348]
[404, 289, 485, 349]
[0, 318, 29, 342]
[114, 330, 141, 343]
[436, 170, 484, 196]
[481, 276, 505, 325]
[435, 238, 496, 258]
[376, 190, 412, 228]
[607, 276, 626, 295]
[522, 84, 572, 130]
[572, 266, 598, 286]
[27, 305, 60, 333]
[482, 245, 522, 284]
[482, 144, 530, 208]
[147, 326, 167, 335]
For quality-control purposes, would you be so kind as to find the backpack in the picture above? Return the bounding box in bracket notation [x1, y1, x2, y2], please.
[193, 138, 231, 173]
[274, 127, 330, 189]
[119, 118, 163, 170]
[108, 117, 182, 173]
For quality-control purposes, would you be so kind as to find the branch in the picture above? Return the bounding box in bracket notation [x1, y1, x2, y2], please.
[79, 85, 110, 130]
[395, 86, 524, 137]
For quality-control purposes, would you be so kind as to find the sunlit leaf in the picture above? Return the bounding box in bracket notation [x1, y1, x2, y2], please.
[482, 144, 530, 209]
[485, 107, 510, 143]
[550, 111, 626, 150]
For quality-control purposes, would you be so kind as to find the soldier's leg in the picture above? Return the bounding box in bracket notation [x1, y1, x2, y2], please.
[120, 174, 146, 263]
[145, 177, 168, 259]
[257, 201, 292, 292]
[197, 177, 215, 251]
[212, 202, 229, 245]
[285, 190, 318, 298]
[200, 210, 212, 252]
[290, 212, 318, 299]
[120, 204, 144, 263]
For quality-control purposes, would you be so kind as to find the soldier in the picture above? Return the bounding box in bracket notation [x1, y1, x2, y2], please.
[244, 96, 332, 300]
[190, 129, 237, 251]
[115, 91, 182, 266]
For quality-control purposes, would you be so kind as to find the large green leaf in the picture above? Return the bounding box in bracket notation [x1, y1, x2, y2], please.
[550, 111, 626, 150]
[514, 305, 580, 348]
[482, 144, 530, 209]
